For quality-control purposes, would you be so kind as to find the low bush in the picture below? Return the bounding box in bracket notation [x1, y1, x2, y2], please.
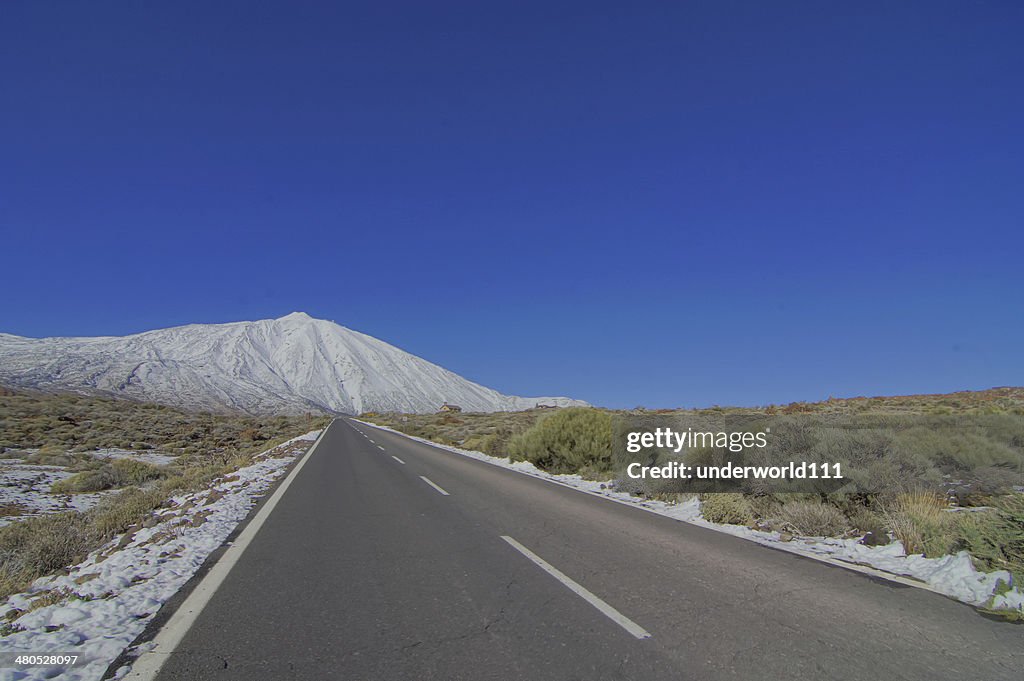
[507, 408, 612, 475]
[89, 488, 168, 537]
[777, 501, 850, 537]
[745, 494, 783, 522]
[699, 493, 753, 525]
[0, 512, 94, 577]
[50, 459, 167, 494]
[958, 495, 1024, 586]
[24, 450, 98, 469]
[964, 466, 1023, 498]
[462, 429, 520, 458]
[847, 507, 890, 545]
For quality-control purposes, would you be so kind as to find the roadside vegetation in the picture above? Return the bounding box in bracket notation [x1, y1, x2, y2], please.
[507, 408, 613, 477]
[0, 388, 329, 602]
[361, 388, 1024, 593]
[358, 409, 544, 458]
[0, 389, 321, 456]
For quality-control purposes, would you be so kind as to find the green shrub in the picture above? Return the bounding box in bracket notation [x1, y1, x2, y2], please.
[89, 488, 167, 537]
[699, 493, 753, 525]
[958, 495, 1024, 586]
[507, 408, 612, 475]
[50, 458, 167, 494]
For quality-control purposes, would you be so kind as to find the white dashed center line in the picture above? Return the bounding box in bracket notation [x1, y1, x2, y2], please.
[500, 535, 651, 640]
[419, 476, 449, 496]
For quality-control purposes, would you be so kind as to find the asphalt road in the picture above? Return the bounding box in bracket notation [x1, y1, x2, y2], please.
[149, 419, 1022, 680]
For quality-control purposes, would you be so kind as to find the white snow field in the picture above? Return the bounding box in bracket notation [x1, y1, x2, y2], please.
[356, 421, 1024, 617]
[0, 313, 586, 416]
[0, 430, 322, 681]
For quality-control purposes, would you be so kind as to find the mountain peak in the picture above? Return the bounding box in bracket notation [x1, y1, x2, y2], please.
[278, 311, 314, 322]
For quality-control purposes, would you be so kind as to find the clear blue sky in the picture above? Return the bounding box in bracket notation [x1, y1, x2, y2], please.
[2, 1, 1022, 409]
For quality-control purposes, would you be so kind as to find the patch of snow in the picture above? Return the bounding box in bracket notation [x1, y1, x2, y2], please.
[0, 430, 322, 681]
[90, 449, 178, 467]
[357, 420, 1024, 616]
[0, 462, 109, 527]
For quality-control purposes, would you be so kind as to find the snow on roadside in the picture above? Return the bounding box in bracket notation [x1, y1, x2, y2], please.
[0, 429, 322, 681]
[356, 421, 1024, 615]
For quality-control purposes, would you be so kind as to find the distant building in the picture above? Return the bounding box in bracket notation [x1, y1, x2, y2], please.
[439, 403, 462, 413]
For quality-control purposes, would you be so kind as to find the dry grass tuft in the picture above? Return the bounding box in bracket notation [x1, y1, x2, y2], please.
[880, 491, 958, 557]
[777, 501, 850, 537]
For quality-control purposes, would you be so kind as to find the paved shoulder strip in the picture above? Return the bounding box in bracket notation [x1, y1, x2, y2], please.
[501, 535, 652, 640]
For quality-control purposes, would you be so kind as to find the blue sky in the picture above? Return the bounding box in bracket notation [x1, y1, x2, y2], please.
[2, 1, 1022, 409]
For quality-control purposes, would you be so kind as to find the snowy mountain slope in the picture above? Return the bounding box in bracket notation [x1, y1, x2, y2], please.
[0, 312, 588, 414]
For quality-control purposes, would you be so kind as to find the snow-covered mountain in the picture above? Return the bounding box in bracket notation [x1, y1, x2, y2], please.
[0, 312, 588, 415]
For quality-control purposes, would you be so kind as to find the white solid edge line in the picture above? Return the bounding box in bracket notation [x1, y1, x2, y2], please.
[419, 475, 450, 496]
[352, 421, 947, 598]
[126, 421, 334, 680]
[392, 455, 406, 464]
[501, 535, 651, 640]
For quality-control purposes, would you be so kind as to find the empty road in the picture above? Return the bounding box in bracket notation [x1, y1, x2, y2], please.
[138, 419, 1022, 680]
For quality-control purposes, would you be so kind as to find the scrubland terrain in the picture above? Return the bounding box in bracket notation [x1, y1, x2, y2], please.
[361, 388, 1024, 610]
